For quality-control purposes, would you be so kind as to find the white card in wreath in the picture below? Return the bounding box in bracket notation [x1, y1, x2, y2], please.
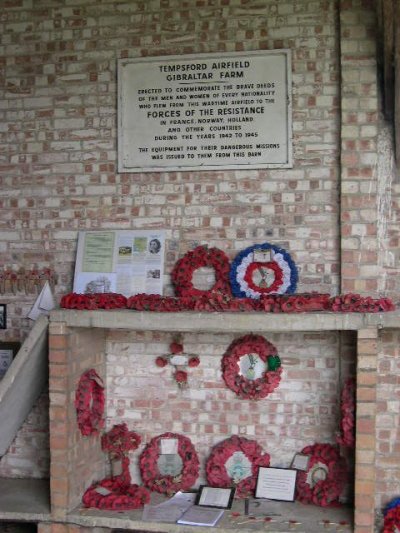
[170, 354, 189, 366]
[157, 454, 183, 476]
[291, 453, 310, 471]
[95, 486, 113, 496]
[239, 353, 266, 381]
[225, 451, 252, 482]
[160, 438, 179, 455]
[253, 249, 272, 262]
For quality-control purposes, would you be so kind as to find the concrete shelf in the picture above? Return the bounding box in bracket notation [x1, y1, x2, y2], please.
[0, 478, 50, 522]
[67, 496, 353, 533]
[50, 308, 400, 333]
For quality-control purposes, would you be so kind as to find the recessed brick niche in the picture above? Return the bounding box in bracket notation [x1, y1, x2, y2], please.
[46, 309, 399, 533]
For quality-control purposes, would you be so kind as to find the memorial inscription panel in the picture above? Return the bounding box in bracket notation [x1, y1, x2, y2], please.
[118, 50, 292, 172]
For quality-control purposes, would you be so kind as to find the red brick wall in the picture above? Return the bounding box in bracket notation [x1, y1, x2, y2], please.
[106, 329, 347, 485]
[0, 0, 398, 526]
[0, 0, 340, 340]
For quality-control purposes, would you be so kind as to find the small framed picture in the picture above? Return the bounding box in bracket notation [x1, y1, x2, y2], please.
[0, 304, 6, 329]
[255, 467, 297, 502]
[0, 342, 20, 378]
[195, 486, 235, 509]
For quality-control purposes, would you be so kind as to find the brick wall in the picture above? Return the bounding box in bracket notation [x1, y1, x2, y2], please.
[0, 0, 343, 481]
[0, 0, 340, 340]
[376, 330, 400, 511]
[106, 329, 347, 485]
[0, 0, 399, 526]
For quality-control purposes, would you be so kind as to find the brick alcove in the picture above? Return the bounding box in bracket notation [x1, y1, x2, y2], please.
[46, 309, 400, 533]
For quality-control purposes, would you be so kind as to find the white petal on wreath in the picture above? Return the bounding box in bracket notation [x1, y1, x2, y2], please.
[236, 254, 260, 298]
[272, 253, 292, 294]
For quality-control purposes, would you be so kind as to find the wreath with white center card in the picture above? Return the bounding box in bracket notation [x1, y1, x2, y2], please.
[139, 432, 199, 495]
[229, 242, 298, 299]
[205, 435, 271, 498]
[221, 334, 282, 400]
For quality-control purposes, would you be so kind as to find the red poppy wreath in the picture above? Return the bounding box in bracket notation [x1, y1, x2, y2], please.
[170, 245, 231, 298]
[336, 377, 356, 448]
[75, 369, 105, 436]
[221, 334, 282, 400]
[139, 432, 200, 495]
[206, 435, 271, 498]
[295, 443, 348, 507]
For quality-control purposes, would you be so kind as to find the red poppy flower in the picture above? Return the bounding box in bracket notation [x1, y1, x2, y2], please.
[155, 356, 168, 368]
[188, 356, 200, 367]
[174, 370, 188, 383]
[170, 342, 183, 354]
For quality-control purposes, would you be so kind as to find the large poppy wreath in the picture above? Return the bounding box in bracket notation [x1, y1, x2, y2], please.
[295, 443, 348, 507]
[171, 245, 231, 298]
[139, 432, 200, 495]
[230, 243, 298, 299]
[75, 369, 105, 436]
[336, 377, 356, 448]
[222, 334, 282, 400]
[205, 435, 271, 498]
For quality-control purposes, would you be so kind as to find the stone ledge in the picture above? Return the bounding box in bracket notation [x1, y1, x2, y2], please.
[50, 309, 400, 332]
[0, 478, 50, 521]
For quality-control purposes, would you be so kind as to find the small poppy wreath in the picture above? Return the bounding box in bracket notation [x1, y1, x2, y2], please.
[222, 334, 282, 400]
[101, 423, 141, 458]
[139, 432, 200, 495]
[171, 245, 231, 298]
[82, 456, 151, 511]
[383, 497, 400, 533]
[295, 443, 347, 507]
[206, 435, 271, 498]
[75, 369, 105, 436]
[230, 243, 298, 299]
[336, 377, 356, 448]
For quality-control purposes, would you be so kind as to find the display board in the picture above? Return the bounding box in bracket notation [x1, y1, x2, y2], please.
[73, 230, 165, 297]
[118, 50, 292, 172]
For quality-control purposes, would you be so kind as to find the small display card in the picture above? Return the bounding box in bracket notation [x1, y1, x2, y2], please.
[255, 467, 297, 502]
[95, 486, 112, 496]
[195, 486, 235, 509]
[160, 438, 179, 455]
[253, 249, 272, 262]
[291, 453, 310, 471]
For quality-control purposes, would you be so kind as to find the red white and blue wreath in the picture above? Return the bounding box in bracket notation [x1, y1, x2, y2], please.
[229, 243, 298, 299]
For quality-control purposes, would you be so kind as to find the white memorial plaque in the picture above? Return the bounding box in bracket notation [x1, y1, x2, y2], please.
[118, 50, 292, 172]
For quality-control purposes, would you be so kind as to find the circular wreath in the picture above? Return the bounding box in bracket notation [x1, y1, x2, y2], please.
[221, 334, 282, 400]
[206, 435, 270, 498]
[139, 432, 200, 494]
[295, 443, 347, 507]
[75, 369, 105, 436]
[336, 377, 356, 448]
[229, 243, 298, 299]
[171, 246, 231, 298]
[383, 497, 400, 533]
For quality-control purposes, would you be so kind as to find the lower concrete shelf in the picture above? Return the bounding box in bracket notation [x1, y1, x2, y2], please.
[0, 478, 50, 522]
[66, 496, 353, 533]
